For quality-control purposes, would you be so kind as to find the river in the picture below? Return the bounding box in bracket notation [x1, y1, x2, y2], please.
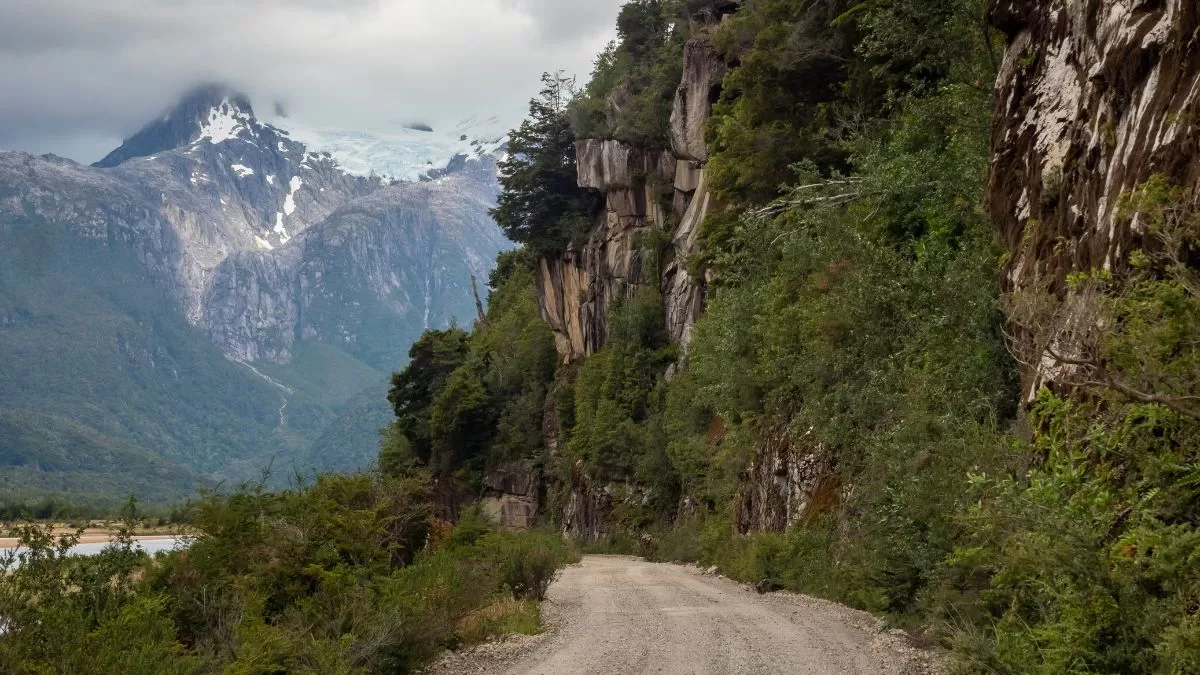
[0, 537, 186, 563]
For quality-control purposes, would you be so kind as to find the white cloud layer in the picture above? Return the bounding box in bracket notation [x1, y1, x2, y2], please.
[0, 0, 623, 162]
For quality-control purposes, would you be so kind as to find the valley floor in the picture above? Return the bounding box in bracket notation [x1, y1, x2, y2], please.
[428, 555, 939, 675]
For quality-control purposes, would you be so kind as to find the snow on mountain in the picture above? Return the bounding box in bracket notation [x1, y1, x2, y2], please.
[198, 100, 253, 144]
[266, 115, 508, 182]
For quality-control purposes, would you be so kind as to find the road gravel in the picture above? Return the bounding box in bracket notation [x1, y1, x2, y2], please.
[428, 555, 938, 675]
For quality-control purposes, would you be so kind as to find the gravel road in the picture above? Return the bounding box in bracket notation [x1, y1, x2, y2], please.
[429, 555, 938, 675]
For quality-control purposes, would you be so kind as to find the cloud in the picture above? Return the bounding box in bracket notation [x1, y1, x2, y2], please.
[0, 0, 624, 162]
[501, 0, 624, 43]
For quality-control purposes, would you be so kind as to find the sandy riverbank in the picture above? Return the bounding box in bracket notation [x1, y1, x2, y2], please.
[0, 535, 181, 550]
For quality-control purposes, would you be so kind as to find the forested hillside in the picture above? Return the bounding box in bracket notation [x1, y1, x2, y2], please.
[387, 0, 1200, 670]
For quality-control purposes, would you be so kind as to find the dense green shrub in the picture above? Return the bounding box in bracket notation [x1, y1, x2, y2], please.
[493, 74, 603, 256]
[931, 178, 1200, 673]
[477, 530, 579, 601]
[568, 0, 686, 148]
[703, 0, 865, 204]
[0, 477, 578, 674]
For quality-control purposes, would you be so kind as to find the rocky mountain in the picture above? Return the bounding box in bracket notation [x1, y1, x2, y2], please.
[0, 85, 510, 503]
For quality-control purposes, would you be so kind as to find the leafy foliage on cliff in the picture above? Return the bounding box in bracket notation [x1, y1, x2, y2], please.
[940, 178, 1200, 673]
[550, 286, 681, 523]
[385, 249, 558, 492]
[569, 0, 687, 148]
[704, 0, 866, 204]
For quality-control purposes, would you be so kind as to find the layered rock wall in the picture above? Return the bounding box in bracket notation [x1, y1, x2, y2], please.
[536, 15, 730, 364]
[987, 0, 1200, 396]
[479, 460, 540, 529]
[537, 140, 674, 362]
[734, 428, 838, 534]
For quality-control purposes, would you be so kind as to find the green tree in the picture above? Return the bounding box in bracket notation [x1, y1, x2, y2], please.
[705, 0, 866, 205]
[382, 251, 558, 489]
[387, 328, 471, 464]
[492, 73, 602, 256]
[568, 0, 686, 147]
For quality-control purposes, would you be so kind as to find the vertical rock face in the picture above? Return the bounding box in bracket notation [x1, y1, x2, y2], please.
[663, 168, 718, 352]
[670, 36, 726, 163]
[534, 2, 734, 537]
[987, 0, 1200, 393]
[536, 7, 732, 364]
[735, 430, 837, 534]
[536, 140, 674, 363]
[480, 460, 541, 529]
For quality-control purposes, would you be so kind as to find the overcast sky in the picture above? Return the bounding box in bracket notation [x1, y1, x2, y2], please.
[0, 0, 623, 163]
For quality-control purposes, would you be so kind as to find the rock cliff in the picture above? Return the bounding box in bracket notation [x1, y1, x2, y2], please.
[537, 3, 734, 538]
[537, 139, 673, 361]
[733, 428, 837, 535]
[536, 12, 730, 364]
[479, 460, 540, 529]
[987, 0, 1200, 396]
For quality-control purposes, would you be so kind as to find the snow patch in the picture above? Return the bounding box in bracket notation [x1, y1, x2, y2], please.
[283, 176, 302, 216]
[254, 235, 274, 250]
[231, 163, 254, 177]
[266, 174, 275, 185]
[273, 212, 291, 244]
[198, 99, 251, 144]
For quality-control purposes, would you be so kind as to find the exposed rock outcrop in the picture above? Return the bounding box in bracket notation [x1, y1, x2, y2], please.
[670, 36, 726, 163]
[735, 428, 838, 534]
[537, 140, 674, 362]
[663, 168, 717, 351]
[562, 471, 614, 542]
[987, 0, 1200, 396]
[480, 460, 540, 529]
[537, 25, 727, 362]
[576, 139, 675, 194]
[560, 463, 657, 541]
[538, 1, 733, 536]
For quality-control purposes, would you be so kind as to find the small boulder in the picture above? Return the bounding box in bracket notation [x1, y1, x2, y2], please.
[754, 578, 783, 594]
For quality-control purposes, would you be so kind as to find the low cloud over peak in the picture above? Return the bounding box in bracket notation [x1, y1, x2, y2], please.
[0, 0, 623, 163]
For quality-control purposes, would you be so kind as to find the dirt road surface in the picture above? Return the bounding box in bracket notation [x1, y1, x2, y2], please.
[430, 555, 937, 675]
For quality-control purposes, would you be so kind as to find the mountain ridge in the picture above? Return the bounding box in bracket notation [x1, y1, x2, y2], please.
[0, 85, 513, 501]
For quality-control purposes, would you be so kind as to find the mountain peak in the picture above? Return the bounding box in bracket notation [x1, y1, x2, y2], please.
[94, 83, 257, 168]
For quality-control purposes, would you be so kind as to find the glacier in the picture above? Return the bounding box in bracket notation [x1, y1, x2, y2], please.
[265, 115, 508, 183]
